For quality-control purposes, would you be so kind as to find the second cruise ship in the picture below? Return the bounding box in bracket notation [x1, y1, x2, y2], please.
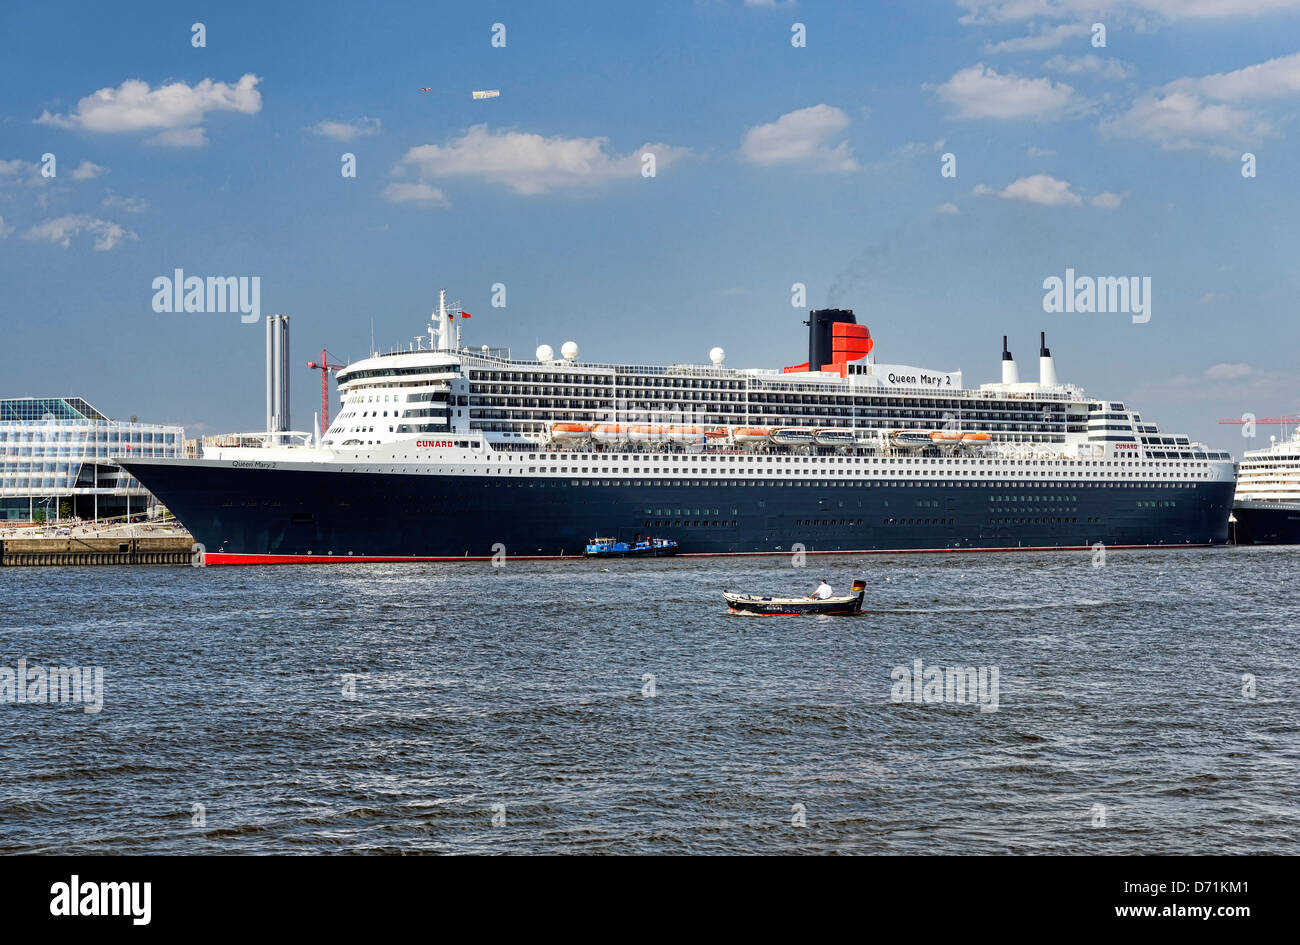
[1231, 427, 1300, 544]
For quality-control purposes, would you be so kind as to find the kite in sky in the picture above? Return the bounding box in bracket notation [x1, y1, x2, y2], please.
[472, 89, 500, 100]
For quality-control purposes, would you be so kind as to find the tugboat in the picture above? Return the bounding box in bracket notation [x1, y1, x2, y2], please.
[724, 579, 867, 615]
[583, 535, 679, 558]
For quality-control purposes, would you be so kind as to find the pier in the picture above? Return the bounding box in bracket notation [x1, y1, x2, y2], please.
[0, 535, 195, 566]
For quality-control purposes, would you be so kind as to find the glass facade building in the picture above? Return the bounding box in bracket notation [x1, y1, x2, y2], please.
[0, 397, 185, 522]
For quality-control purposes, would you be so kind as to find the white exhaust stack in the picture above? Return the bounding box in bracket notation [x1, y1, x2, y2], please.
[1038, 331, 1058, 387]
[1001, 336, 1019, 385]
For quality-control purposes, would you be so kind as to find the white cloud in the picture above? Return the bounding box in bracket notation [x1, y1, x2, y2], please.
[1103, 88, 1266, 151]
[864, 140, 933, 172]
[1175, 50, 1300, 102]
[934, 202, 961, 214]
[1104, 52, 1300, 153]
[978, 173, 1083, 206]
[381, 181, 450, 207]
[958, 0, 1300, 24]
[308, 117, 382, 141]
[0, 158, 40, 184]
[1204, 362, 1252, 380]
[102, 193, 148, 213]
[740, 104, 858, 172]
[984, 23, 1086, 53]
[0, 216, 13, 238]
[149, 127, 208, 148]
[1090, 190, 1124, 208]
[22, 213, 136, 251]
[1044, 54, 1135, 81]
[933, 65, 1084, 120]
[36, 74, 262, 147]
[393, 124, 689, 196]
[69, 160, 107, 181]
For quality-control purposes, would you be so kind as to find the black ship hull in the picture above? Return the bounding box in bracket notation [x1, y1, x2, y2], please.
[1232, 503, 1300, 545]
[120, 458, 1235, 564]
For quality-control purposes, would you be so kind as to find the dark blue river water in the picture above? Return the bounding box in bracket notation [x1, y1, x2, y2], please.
[1, 546, 1297, 854]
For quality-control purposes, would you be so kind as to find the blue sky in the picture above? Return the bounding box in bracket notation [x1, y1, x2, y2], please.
[3, 0, 1300, 452]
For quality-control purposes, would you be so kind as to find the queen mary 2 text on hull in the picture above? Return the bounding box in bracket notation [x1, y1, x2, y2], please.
[118, 293, 1235, 564]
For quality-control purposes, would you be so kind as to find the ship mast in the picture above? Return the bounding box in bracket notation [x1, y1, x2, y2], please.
[428, 288, 463, 352]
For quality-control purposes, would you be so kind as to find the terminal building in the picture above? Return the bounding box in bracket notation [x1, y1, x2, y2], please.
[0, 397, 185, 522]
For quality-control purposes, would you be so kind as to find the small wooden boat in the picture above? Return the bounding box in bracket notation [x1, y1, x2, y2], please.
[724, 579, 866, 615]
[584, 536, 679, 558]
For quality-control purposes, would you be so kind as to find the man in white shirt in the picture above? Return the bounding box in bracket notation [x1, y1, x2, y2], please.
[809, 580, 833, 600]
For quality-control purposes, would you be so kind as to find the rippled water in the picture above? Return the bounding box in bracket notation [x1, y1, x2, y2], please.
[2, 546, 1297, 854]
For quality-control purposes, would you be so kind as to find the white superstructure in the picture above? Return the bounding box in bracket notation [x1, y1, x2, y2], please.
[1234, 428, 1300, 505]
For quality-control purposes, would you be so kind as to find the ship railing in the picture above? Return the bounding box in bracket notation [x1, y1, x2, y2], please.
[201, 431, 316, 449]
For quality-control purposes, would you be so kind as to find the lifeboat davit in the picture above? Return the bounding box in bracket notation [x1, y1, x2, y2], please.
[591, 423, 629, 445]
[813, 428, 855, 447]
[889, 430, 932, 450]
[628, 424, 670, 444]
[770, 427, 815, 446]
[732, 427, 771, 448]
[550, 422, 591, 443]
[668, 425, 704, 444]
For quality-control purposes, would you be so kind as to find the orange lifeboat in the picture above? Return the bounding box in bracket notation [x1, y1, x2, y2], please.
[667, 425, 704, 443]
[704, 427, 729, 439]
[550, 422, 591, 443]
[628, 424, 670, 444]
[592, 423, 629, 444]
[732, 427, 771, 448]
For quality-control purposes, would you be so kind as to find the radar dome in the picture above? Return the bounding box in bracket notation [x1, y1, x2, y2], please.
[536, 344, 554, 362]
[561, 341, 579, 362]
[709, 346, 725, 366]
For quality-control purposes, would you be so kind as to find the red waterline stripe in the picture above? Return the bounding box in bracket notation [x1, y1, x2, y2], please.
[202, 543, 1212, 566]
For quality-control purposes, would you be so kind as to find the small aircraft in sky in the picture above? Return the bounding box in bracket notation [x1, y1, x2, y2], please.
[419, 87, 432, 92]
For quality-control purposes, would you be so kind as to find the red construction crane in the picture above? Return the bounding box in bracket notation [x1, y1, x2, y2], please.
[307, 349, 346, 433]
[1218, 416, 1300, 425]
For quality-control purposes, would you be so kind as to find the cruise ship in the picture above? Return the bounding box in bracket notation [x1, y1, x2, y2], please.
[119, 291, 1236, 564]
[1231, 428, 1300, 544]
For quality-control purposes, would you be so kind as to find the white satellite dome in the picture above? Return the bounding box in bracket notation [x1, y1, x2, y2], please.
[536, 344, 554, 362]
[561, 341, 579, 362]
[709, 346, 725, 366]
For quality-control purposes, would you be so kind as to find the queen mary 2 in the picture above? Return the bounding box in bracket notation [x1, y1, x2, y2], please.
[119, 290, 1236, 564]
